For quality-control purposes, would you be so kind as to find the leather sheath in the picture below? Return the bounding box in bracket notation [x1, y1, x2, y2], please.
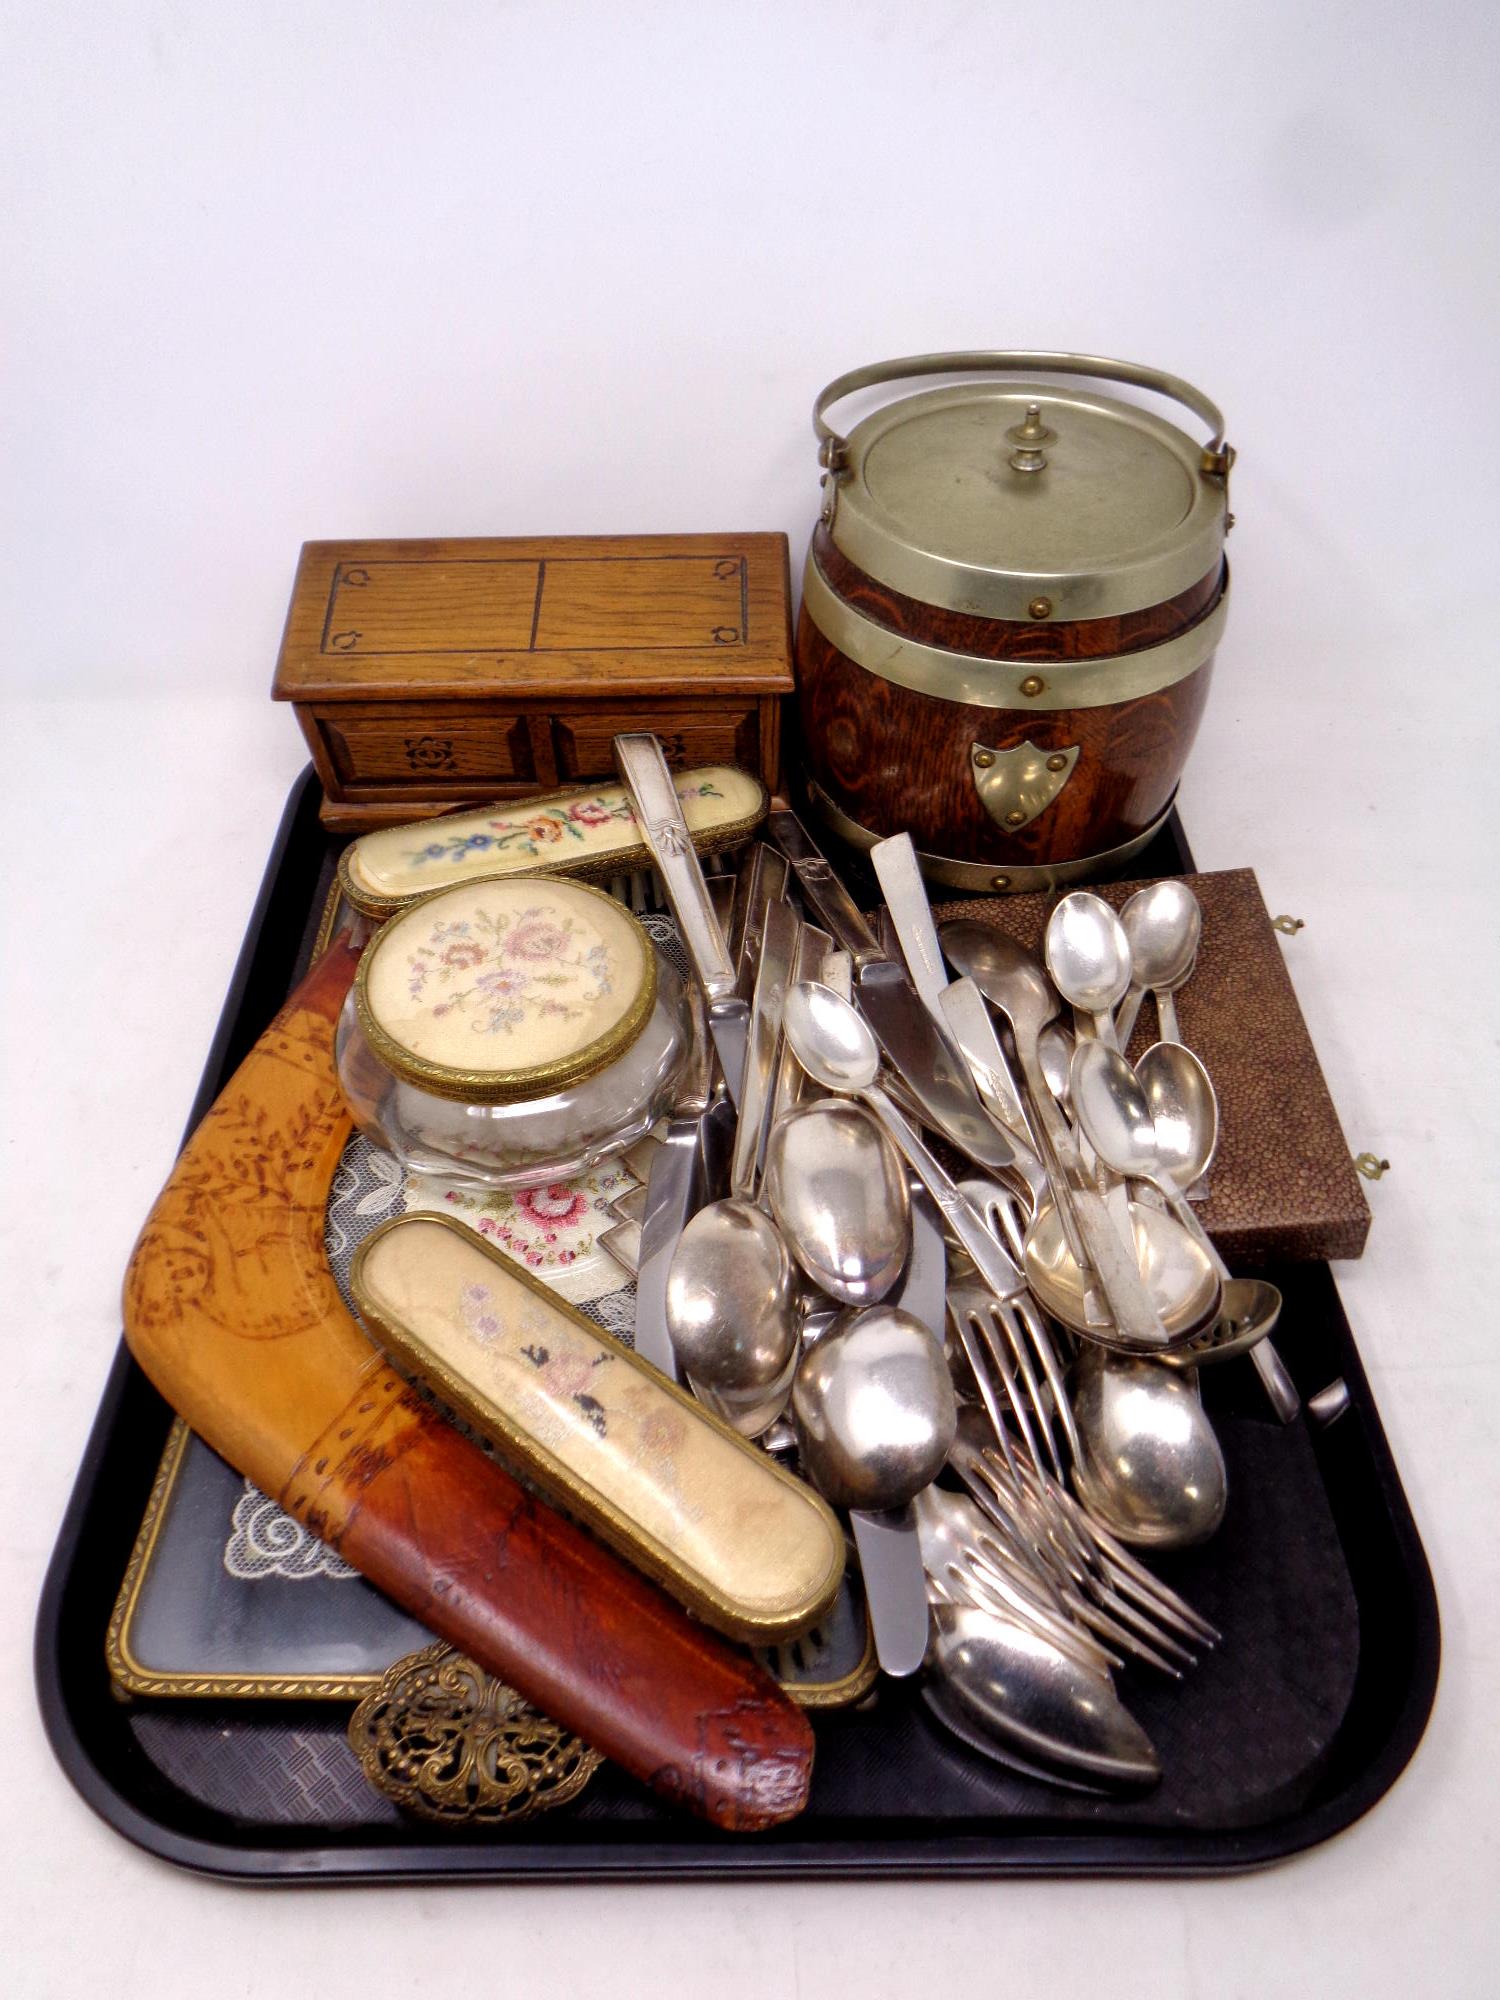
[122, 933, 815, 1830]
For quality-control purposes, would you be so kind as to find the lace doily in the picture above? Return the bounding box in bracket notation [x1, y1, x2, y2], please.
[224, 1483, 359, 1581]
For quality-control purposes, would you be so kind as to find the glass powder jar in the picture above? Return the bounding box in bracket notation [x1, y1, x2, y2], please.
[336, 874, 696, 1187]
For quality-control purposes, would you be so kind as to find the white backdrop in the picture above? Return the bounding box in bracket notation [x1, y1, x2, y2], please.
[4, 4, 1499, 1996]
[5, 0, 1498, 701]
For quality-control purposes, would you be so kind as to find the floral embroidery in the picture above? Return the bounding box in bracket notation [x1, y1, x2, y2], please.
[402, 902, 615, 1038]
[445, 1261, 707, 1525]
[509, 918, 569, 961]
[404, 782, 725, 871]
[638, 1404, 688, 1461]
[461, 1281, 502, 1341]
[435, 1163, 632, 1273]
[461, 1284, 613, 1437]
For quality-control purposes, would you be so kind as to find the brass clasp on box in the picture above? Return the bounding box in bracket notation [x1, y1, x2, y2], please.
[970, 740, 1079, 831]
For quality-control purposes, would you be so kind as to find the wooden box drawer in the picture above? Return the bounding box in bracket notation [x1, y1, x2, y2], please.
[551, 707, 761, 781]
[313, 706, 539, 789]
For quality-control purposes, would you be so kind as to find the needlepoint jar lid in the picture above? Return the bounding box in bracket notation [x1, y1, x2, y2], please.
[354, 876, 658, 1103]
[815, 350, 1233, 621]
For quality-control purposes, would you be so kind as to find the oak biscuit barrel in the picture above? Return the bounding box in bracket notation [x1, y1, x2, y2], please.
[794, 352, 1234, 891]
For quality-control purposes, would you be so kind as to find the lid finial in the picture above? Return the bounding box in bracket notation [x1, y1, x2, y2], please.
[1006, 403, 1054, 475]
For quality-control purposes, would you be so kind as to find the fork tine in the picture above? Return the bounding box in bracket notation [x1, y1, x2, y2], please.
[968, 1564, 1123, 1678]
[971, 1181, 1030, 1268]
[1009, 1455, 1221, 1646]
[963, 1526, 1133, 1676]
[917, 1492, 1121, 1678]
[948, 1294, 1046, 1479]
[979, 1298, 1064, 1482]
[1012, 1295, 1083, 1472]
[963, 1439, 1218, 1655]
[950, 1282, 1064, 1481]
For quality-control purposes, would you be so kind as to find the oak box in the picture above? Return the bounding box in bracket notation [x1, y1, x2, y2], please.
[272, 533, 794, 829]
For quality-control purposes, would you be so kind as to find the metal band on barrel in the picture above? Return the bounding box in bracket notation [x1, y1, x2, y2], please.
[807, 778, 1176, 892]
[801, 556, 1227, 712]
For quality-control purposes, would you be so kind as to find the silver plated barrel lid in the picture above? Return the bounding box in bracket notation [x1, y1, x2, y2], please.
[814, 351, 1234, 623]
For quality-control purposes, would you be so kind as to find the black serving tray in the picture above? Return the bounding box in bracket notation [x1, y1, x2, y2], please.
[35, 768, 1439, 1882]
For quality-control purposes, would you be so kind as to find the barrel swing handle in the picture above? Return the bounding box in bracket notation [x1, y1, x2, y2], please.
[812, 350, 1233, 482]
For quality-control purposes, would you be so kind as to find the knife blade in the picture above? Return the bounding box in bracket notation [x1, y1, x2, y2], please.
[849, 1506, 931, 1680]
[895, 1181, 947, 1338]
[855, 964, 1021, 1171]
[872, 832, 1030, 1148]
[936, 977, 1050, 1206]
[729, 895, 801, 1199]
[729, 841, 790, 996]
[765, 810, 1017, 1172]
[869, 833, 953, 1016]
[631, 871, 744, 1377]
[843, 1185, 949, 1682]
[632, 1008, 711, 1376]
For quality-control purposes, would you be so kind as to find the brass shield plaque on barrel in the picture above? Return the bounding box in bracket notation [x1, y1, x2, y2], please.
[970, 739, 1080, 831]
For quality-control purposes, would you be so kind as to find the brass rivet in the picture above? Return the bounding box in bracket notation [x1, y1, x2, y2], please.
[1004, 809, 1026, 828]
[991, 874, 1011, 891]
[973, 749, 995, 769]
[1046, 753, 1068, 772]
[1020, 674, 1046, 697]
[1027, 597, 1053, 620]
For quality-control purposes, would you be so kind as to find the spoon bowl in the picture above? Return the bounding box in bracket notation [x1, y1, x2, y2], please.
[782, 979, 881, 1093]
[1136, 1040, 1219, 1189]
[791, 1303, 957, 1512]
[1069, 1039, 1160, 1184]
[1023, 1198, 1221, 1343]
[940, 922, 1058, 1041]
[689, 1337, 801, 1437]
[1121, 881, 1201, 992]
[924, 1601, 1161, 1790]
[1072, 1345, 1228, 1549]
[764, 1098, 910, 1307]
[665, 1198, 797, 1394]
[1044, 894, 1132, 1024]
[1160, 1275, 1284, 1368]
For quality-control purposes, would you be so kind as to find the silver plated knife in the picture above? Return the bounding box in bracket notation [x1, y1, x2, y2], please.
[631, 871, 744, 1377]
[848, 1185, 947, 1680]
[729, 842, 790, 998]
[631, 996, 713, 1377]
[615, 734, 749, 1108]
[729, 895, 801, 1200]
[871, 832, 1029, 1149]
[896, 1180, 948, 1336]
[765, 809, 1017, 1173]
